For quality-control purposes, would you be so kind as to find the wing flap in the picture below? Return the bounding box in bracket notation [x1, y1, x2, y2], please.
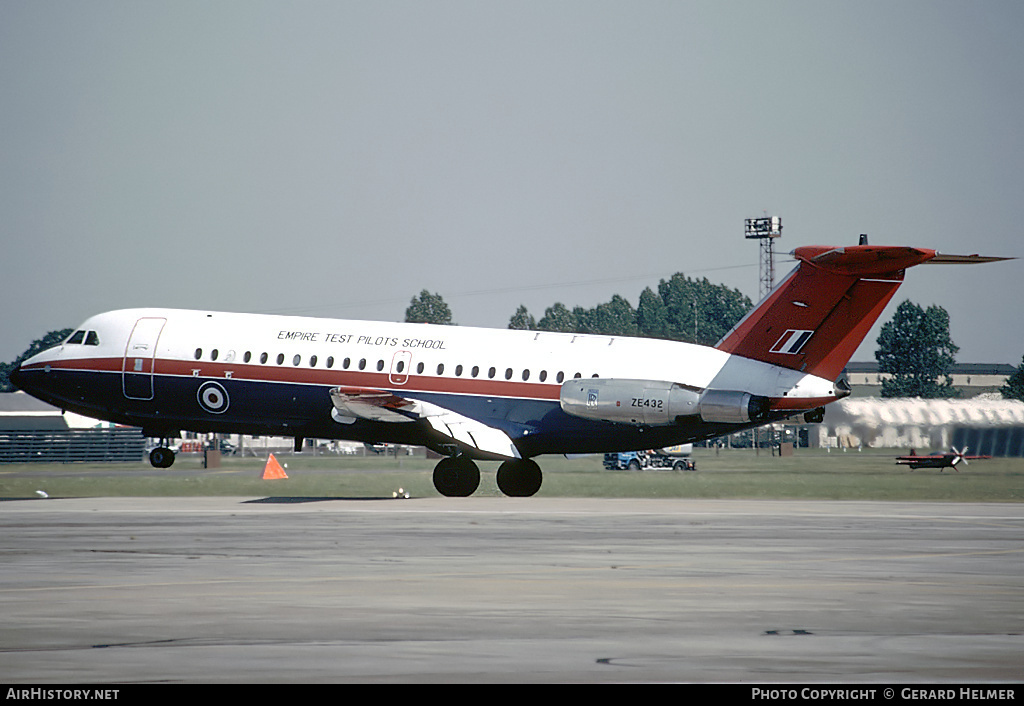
[329, 387, 417, 423]
[330, 385, 521, 459]
[421, 401, 521, 459]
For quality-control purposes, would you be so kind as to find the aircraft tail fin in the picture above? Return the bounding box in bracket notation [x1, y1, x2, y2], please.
[715, 245, 1003, 381]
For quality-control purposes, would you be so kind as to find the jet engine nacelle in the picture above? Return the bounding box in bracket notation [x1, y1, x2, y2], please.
[696, 389, 771, 424]
[560, 379, 699, 426]
[560, 379, 770, 426]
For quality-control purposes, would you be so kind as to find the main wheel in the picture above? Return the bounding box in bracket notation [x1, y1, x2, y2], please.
[496, 458, 543, 497]
[432, 456, 480, 497]
[149, 447, 175, 469]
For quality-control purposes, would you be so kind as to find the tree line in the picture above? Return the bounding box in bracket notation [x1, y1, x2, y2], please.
[405, 285, 1024, 401]
[408, 273, 754, 347]
[875, 301, 1024, 400]
[0, 329, 72, 392]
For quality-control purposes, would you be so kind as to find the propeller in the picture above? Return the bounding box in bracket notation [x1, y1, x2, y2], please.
[951, 446, 968, 467]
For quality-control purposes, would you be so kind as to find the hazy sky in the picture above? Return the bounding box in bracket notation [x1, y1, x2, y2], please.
[2, 1, 1021, 366]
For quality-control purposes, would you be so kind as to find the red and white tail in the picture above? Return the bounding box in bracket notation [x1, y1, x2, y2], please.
[715, 245, 1008, 381]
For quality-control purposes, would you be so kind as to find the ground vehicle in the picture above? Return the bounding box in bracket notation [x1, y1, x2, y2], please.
[206, 439, 236, 455]
[603, 448, 696, 471]
[647, 450, 696, 470]
[603, 451, 647, 470]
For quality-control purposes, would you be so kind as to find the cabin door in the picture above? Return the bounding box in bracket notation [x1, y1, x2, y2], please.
[389, 350, 413, 386]
[123, 317, 166, 400]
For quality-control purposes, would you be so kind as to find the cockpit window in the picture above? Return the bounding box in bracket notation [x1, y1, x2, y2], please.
[67, 330, 86, 345]
[84, 331, 100, 346]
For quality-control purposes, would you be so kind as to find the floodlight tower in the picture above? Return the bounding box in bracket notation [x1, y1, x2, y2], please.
[745, 216, 783, 299]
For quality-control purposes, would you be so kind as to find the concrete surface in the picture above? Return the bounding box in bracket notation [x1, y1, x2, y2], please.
[1, 497, 1021, 683]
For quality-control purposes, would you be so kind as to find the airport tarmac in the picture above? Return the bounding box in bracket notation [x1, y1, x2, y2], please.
[1, 496, 1021, 683]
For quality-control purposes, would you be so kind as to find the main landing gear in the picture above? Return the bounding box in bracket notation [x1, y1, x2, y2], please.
[432, 455, 480, 497]
[496, 458, 543, 497]
[431, 455, 543, 497]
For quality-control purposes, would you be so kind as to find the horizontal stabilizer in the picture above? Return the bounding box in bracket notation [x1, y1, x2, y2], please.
[716, 244, 1010, 381]
[924, 253, 1015, 265]
[791, 245, 936, 274]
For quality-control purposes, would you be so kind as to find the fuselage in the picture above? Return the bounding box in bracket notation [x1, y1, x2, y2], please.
[12, 307, 839, 458]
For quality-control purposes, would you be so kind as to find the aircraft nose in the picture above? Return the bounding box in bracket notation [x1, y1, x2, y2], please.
[8, 357, 60, 405]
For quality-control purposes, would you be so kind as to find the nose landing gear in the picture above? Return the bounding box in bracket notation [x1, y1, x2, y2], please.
[149, 445, 175, 469]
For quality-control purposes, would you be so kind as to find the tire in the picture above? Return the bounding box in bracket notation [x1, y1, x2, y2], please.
[496, 459, 543, 497]
[149, 447, 175, 469]
[432, 456, 480, 497]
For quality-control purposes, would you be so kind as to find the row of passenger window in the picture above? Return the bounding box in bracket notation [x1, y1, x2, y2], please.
[193, 348, 594, 383]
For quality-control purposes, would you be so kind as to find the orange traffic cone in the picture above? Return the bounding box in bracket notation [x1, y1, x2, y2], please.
[262, 453, 288, 480]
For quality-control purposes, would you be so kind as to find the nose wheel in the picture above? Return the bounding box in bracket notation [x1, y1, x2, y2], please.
[149, 446, 176, 469]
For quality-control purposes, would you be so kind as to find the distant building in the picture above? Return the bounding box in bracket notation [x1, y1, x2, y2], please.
[843, 362, 1016, 398]
[0, 392, 143, 463]
[816, 395, 1024, 456]
[0, 391, 68, 430]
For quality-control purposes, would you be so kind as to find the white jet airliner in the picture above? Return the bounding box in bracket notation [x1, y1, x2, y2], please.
[11, 243, 1008, 496]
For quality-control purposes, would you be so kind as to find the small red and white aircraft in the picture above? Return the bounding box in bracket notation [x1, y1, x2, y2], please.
[11, 242, 1008, 496]
[895, 447, 991, 471]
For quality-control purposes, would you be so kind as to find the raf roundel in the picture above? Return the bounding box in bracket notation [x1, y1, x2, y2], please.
[197, 381, 230, 414]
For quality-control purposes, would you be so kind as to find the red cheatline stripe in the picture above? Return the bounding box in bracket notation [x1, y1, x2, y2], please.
[27, 357, 563, 401]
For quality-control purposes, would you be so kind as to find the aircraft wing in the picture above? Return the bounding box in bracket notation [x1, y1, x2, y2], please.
[330, 387, 419, 423]
[329, 385, 521, 460]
